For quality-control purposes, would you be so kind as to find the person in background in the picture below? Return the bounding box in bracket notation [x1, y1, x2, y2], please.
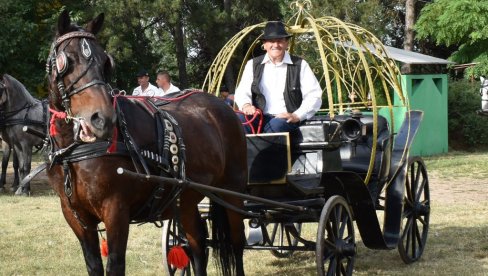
[234, 21, 322, 133]
[132, 69, 160, 97]
[156, 70, 180, 95]
[219, 86, 235, 106]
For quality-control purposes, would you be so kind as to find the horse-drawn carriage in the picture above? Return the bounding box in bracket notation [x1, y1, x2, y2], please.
[155, 3, 430, 275]
[160, 109, 429, 275]
[36, 3, 430, 276]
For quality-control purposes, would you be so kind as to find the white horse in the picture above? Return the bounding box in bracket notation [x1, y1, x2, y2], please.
[481, 76, 488, 111]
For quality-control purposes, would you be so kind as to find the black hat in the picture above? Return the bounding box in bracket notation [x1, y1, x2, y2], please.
[261, 21, 292, 40]
[136, 69, 149, 77]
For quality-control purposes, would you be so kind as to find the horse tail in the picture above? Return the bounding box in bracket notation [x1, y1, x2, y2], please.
[209, 202, 236, 276]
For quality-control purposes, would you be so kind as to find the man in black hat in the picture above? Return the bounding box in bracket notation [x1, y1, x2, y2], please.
[235, 21, 322, 133]
[132, 69, 161, 96]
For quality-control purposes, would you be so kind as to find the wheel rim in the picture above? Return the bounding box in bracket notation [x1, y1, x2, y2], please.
[317, 196, 356, 276]
[398, 157, 430, 263]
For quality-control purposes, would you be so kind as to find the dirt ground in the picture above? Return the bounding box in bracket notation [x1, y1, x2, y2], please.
[2, 162, 487, 204]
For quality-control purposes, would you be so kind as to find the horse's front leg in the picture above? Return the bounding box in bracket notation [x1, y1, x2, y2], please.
[103, 204, 131, 276]
[12, 150, 19, 190]
[17, 148, 32, 195]
[60, 200, 104, 276]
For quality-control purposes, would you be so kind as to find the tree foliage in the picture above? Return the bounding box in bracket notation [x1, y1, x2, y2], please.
[0, 0, 467, 97]
[416, 0, 488, 78]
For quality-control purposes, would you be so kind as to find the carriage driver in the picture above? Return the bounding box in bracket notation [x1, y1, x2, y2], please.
[235, 21, 322, 133]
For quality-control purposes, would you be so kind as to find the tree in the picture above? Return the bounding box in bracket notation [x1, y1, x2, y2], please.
[416, 0, 488, 78]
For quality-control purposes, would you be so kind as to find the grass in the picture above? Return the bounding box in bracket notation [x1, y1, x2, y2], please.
[0, 151, 487, 275]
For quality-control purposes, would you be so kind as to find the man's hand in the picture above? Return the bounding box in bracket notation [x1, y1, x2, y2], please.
[276, 112, 300, 123]
[242, 104, 257, 116]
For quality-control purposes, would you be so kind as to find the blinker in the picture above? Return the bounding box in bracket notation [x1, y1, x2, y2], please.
[56, 51, 68, 76]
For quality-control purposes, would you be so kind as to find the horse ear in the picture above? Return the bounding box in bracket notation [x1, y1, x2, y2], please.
[481, 76, 486, 82]
[86, 13, 105, 35]
[57, 9, 71, 35]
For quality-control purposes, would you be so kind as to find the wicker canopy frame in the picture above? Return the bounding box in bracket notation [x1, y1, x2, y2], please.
[203, 1, 410, 185]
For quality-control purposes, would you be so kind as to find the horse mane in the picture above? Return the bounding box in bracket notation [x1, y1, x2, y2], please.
[2, 74, 39, 105]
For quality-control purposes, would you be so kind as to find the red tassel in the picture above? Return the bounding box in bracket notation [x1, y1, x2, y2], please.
[167, 245, 189, 269]
[100, 238, 109, 257]
[49, 119, 58, 136]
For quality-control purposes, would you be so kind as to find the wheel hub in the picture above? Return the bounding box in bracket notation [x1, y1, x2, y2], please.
[334, 239, 356, 257]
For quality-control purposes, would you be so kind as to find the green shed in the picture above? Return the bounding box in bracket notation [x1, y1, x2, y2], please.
[381, 46, 454, 156]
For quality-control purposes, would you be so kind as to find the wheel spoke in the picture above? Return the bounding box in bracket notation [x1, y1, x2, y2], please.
[326, 257, 337, 276]
[410, 220, 417, 257]
[339, 210, 349, 237]
[340, 261, 347, 276]
[417, 215, 427, 226]
[414, 220, 424, 250]
[415, 177, 427, 202]
[327, 220, 336, 241]
[401, 216, 413, 239]
[334, 205, 342, 233]
[406, 175, 413, 202]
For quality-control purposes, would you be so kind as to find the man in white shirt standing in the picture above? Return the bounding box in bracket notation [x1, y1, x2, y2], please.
[234, 21, 322, 133]
[132, 69, 160, 97]
[155, 70, 180, 95]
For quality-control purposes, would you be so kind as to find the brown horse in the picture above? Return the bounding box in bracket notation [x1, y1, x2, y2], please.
[45, 10, 247, 275]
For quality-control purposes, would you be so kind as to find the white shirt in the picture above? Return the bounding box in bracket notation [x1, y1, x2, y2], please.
[159, 83, 180, 95]
[235, 52, 322, 121]
[132, 83, 161, 97]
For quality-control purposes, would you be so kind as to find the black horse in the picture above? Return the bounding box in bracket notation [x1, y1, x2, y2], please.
[0, 74, 46, 194]
[45, 10, 247, 275]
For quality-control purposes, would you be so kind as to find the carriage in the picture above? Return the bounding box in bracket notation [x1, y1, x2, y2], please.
[152, 3, 431, 275]
[158, 109, 429, 275]
[37, 4, 430, 276]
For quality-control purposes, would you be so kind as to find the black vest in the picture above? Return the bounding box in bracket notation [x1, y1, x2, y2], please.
[251, 54, 303, 113]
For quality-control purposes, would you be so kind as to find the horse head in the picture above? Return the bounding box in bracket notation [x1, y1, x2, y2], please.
[47, 10, 116, 142]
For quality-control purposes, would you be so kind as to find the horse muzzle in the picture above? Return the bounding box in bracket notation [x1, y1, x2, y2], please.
[76, 109, 116, 142]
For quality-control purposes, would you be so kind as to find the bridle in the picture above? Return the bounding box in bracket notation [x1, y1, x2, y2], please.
[47, 31, 111, 119]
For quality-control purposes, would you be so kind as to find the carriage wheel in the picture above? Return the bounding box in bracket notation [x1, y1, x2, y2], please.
[398, 156, 430, 264]
[162, 219, 193, 276]
[316, 195, 356, 276]
[269, 222, 302, 258]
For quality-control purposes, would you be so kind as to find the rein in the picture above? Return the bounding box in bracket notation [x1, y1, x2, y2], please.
[236, 109, 263, 134]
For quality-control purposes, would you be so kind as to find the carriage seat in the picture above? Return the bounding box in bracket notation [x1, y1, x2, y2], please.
[339, 114, 392, 183]
[289, 116, 342, 150]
